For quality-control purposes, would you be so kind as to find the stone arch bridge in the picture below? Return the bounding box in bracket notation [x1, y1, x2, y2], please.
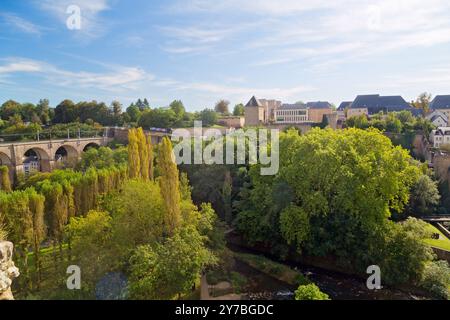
[0, 137, 111, 179]
[0, 127, 170, 180]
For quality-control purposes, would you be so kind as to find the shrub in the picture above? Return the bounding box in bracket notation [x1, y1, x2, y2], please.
[419, 260, 450, 299]
[295, 284, 330, 300]
[230, 272, 247, 294]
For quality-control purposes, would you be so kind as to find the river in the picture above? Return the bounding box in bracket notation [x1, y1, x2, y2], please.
[227, 241, 429, 300]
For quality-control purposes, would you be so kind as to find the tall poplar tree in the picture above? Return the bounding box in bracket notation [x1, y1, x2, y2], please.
[0, 166, 12, 192]
[28, 190, 46, 288]
[158, 137, 181, 235]
[147, 135, 154, 181]
[137, 128, 149, 181]
[128, 129, 140, 179]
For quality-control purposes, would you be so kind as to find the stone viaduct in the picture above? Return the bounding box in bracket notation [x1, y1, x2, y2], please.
[0, 137, 111, 178]
[0, 127, 170, 180]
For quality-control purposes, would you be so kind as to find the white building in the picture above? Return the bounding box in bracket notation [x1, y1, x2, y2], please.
[426, 110, 448, 127]
[274, 103, 309, 124]
[430, 127, 450, 148]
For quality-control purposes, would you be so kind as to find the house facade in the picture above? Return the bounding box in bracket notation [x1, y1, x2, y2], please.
[306, 101, 334, 123]
[244, 96, 333, 126]
[244, 96, 282, 126]
[426, 110, 448, 127]
[430, 95, 450, 119]
[430, 127, 450, 148]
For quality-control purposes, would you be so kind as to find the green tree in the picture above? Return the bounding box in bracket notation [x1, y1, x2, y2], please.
[233, 103, 245, 116]
[147, 135, 154, 180]
[107, 180, 165, 252]
[179, 172, 192, 201]
[385, 113, 403, 133]
[345, 114, 369, 129]
[78, 146, 128, 171]
[413, 92, 432, 114]
[36, 99, 51, 125]
[368, 218, 434, 285]
[170, 100, 186, 125]
[128, 128, 141, 179]
[28, 191, 46, 288]
[0, 100, 22, 120]
[54, 99, 77, 123]
[126, 104, 141, 123]
[137, 128, 149, 181]
[419, 260, 450, 299]
[139, 108, 177, 129]
[236, 128, 427, 280]
[214, 100, 230, 115]
[0, 166, 12, 192]
[158, 137, 181, 235]
[66, 210, 113, 289]
[408, 175, 440, 216]
[129, 225, 215, 299]
[0, 189, 35, 289]
[198, 109, 218, 127]
[111, 100, 122, 118]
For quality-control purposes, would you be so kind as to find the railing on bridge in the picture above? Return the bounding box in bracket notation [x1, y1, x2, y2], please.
[0, 128, 108, 144]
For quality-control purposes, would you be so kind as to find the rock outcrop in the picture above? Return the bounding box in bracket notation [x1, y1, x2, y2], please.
[0, 241, 20, 300]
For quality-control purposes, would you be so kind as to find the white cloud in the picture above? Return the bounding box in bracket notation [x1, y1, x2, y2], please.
[158, 23, 257, 54]
[171, 0, 340, 15]
[161, 45, 211, 54]
[0, 13, 43, 35]
[0, 57, 314, 106]
[0, 57, 152, 92]
[0, 59, 44, 74]
[167, 0, 450, 69]
[160, 26, 234, 44]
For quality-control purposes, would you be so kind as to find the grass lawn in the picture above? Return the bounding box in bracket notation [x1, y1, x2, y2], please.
[423, 224, 450, 251]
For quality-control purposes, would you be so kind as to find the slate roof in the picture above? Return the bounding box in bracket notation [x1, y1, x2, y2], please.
[430, 114, 447, 123]
[306, 101, 332, 109]
[430, 95, 450, 109]
[278, 103, 307, 110]
[434, 127, 450, 135]
[426, 110, 448, 121]
[350, 94, 416, 114]
[338, 101, 352, 111]
[245, 96, 262, 107]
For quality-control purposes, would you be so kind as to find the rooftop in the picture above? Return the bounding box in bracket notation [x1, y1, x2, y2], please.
[430, 95, 450, 109]
[278, 103, 307, 110]
[306, 101, 333, 109]
[338, 101, 352, 111]
[350, 94, 422, 115]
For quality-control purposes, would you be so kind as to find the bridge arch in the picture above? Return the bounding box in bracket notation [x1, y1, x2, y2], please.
[0, 152, 12, 167]
[23, 147, 51, 173]
[55, 145, 79, 168]
[83, 142, 100, 152]
[0, 152, 14, 181]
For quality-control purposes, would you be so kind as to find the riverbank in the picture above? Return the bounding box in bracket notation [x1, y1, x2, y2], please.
[227, 232, 431, 300]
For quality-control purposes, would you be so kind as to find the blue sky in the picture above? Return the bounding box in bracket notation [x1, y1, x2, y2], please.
[1, 0, 450, 111]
